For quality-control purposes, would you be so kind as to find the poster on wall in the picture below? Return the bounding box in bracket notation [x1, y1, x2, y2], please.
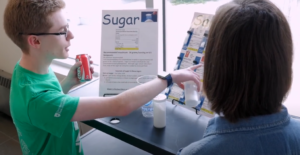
[166, 12, 215, 118]
[100, 10, 158, 97]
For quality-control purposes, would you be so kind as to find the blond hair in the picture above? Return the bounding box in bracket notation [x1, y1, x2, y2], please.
[4, 0, 66, 53]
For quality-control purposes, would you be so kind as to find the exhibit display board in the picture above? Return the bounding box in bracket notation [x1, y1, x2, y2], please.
[166, 12, 215, 118]
[100, 10, 158, 97]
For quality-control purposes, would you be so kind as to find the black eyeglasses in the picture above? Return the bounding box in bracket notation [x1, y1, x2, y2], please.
[19, 24, 69, 38]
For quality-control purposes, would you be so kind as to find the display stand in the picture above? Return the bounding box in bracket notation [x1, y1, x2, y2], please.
[165, 12, 215, 118]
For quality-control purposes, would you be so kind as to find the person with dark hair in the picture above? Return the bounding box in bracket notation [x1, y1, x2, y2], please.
[177, 0, 300, 154]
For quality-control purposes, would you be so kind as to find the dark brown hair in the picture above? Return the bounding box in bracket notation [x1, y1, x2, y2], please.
[4, 0, 66, 53]
[203, 0, 293, 122]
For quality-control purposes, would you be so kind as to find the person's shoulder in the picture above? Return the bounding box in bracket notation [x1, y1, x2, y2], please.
[13, 67, 58, 90]
[178, 135, 222, 155]
[11, 64, 31, 91]
[286, 116, 300, 131]
[179, 132, 254, 155]
[290, 116, 300, 124]
[11, 62, 23, 78]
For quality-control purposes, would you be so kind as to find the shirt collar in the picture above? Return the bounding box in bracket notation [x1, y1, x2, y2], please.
[204, 106, 290, 137]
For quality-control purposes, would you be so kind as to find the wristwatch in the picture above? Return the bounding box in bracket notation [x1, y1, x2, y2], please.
[157, 72, 173, 87]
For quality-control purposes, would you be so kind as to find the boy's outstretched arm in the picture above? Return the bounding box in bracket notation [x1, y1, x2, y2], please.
[71, 64, 202, 121]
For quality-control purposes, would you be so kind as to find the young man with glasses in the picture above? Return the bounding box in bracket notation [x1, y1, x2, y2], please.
[4, 0, 201, 154]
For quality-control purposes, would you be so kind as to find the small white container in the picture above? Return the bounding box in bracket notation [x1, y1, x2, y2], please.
[153, 94, 167, 128]
[184, 81, 199, 107]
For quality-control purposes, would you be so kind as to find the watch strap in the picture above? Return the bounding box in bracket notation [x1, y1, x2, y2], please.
[164, 74, 173, 87]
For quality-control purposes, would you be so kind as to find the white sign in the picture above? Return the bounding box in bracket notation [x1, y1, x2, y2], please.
[167, 12, 215, 118]
[100, 10, 158, 97]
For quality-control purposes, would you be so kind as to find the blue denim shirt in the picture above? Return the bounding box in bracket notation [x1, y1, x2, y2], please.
[177, 106, 300, 155]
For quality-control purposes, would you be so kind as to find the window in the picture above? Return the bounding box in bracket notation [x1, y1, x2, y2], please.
[164, 0, 300, 117]
[164, 0, 231, 72]
[63, 0, 300, 116]
[276, 0, 300, 117]
[63, 0, 164, 71]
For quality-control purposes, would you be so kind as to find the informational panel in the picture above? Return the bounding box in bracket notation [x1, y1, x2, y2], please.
[100, 10, 158, 96]
[166, 12, 215, 118]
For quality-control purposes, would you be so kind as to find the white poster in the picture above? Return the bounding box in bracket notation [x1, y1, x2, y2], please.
[100, 10, 158, 97]
[167, 12, 215, 118]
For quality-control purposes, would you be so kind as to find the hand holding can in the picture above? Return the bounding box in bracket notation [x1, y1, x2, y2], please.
[75, 54, 93, 82]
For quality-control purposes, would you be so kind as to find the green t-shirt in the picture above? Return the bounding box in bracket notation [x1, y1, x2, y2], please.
[9, 62, 83, 155]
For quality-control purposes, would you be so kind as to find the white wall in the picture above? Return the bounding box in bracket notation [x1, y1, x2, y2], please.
[0, 0, 22, 74]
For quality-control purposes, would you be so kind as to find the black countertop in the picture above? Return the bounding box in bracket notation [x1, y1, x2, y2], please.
[69, 79, 210, 155]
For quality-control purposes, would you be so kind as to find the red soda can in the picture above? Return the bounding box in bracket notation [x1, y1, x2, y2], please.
[75, 54, 92, 81]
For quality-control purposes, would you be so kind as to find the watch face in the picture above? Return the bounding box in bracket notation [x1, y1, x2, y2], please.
[158, 70, 169, 78]
[157, 75, 166, 79]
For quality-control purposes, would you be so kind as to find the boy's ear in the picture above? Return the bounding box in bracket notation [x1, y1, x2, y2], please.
[27, 35, 41, 49]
